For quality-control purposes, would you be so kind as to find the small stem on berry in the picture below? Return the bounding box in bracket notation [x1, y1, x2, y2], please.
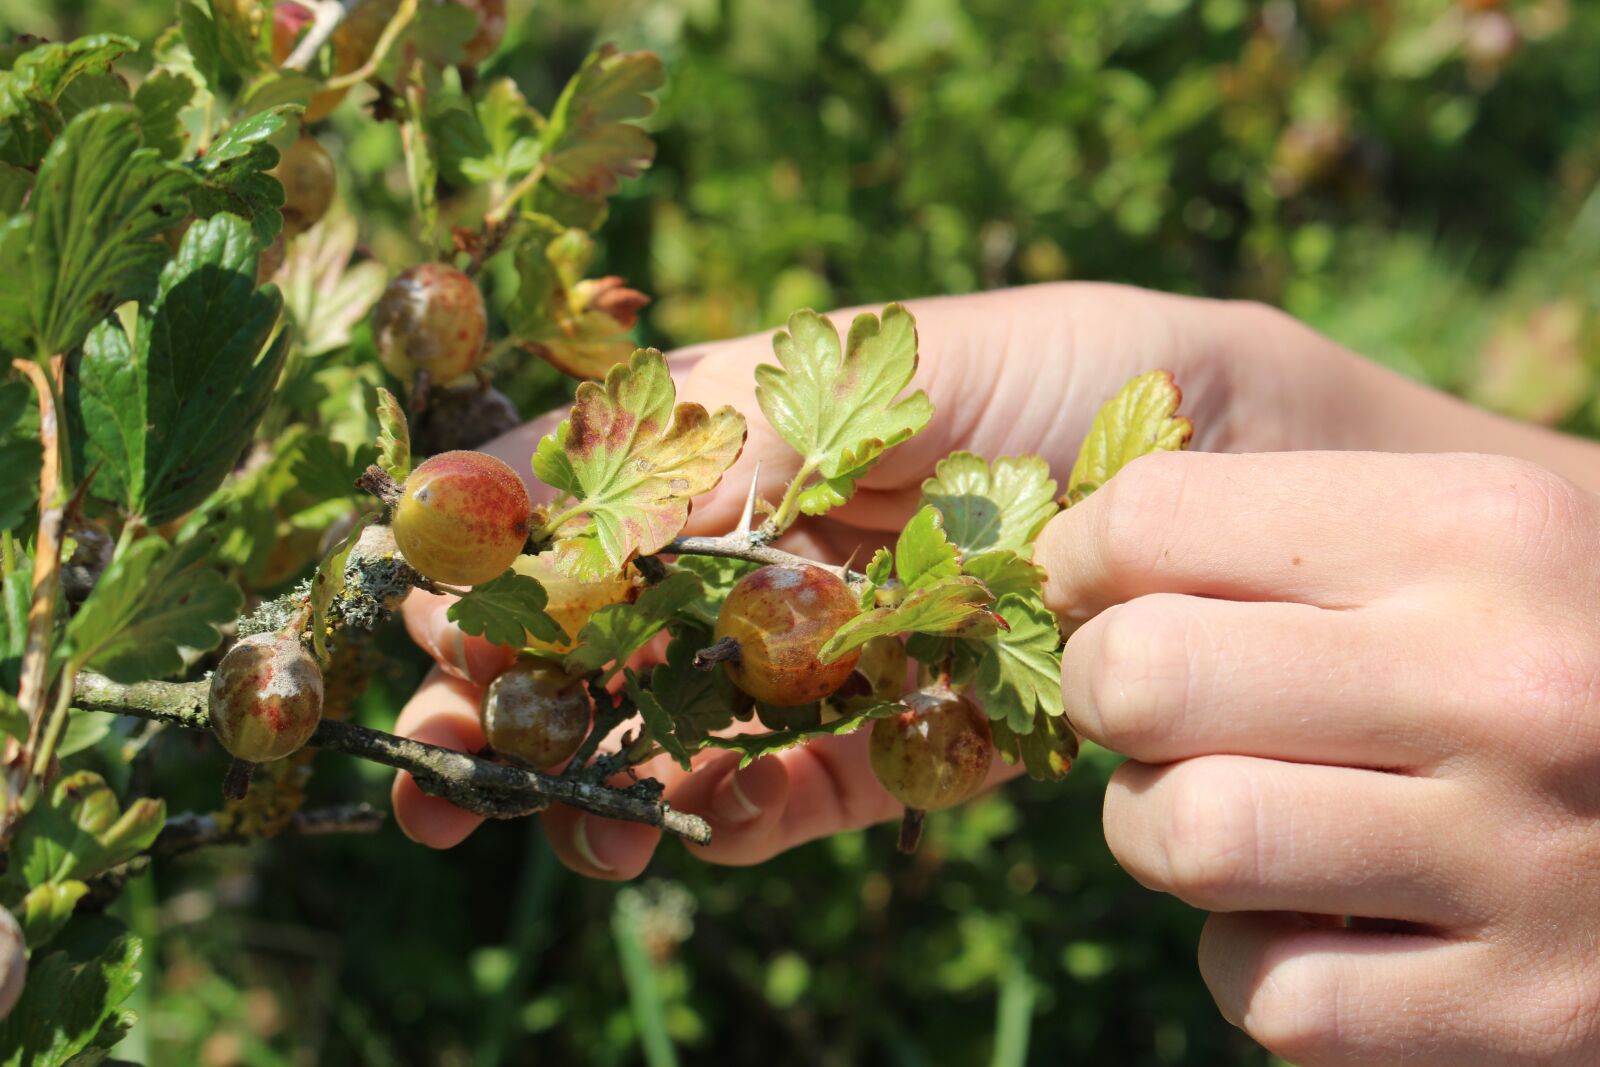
[692, 636, 742, 671]
[355, 465, 403, 508]
[897, 808, 926, 854]
[222, 758, 255, 801]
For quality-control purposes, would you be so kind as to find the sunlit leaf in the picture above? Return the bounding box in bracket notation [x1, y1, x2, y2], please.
[1065, 370, 1191, 505]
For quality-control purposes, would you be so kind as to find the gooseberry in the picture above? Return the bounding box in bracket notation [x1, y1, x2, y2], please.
[510, 552, 638, 653]
[373, 263, 488, 388]
[460, 0, 506, 66]
[392, 451, 531, 587]
[273, 134, 335, 237]
[868, 684, 992, 813]
[209, 632, 324, 764]
[712, 564, 861, 707]
[413, 381, 522, 456]
[481, 656, 592, 769]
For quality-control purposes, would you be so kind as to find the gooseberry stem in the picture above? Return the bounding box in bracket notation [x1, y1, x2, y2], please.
[897, 808, 926, 854]
[691, 636, 741, 671]
[355, 464, 403, 507]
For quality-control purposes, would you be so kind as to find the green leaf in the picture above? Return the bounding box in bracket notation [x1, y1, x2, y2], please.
[0, 927, 142, 1067]
[860, 547, 893, 607]
[756, 305, 932, 519]
[69, 212, 290, 525]
[64, 531, 240, 681]
[819, 576, 996, 663]
[448, 571, 567, 649]
[562, 570, 701, 675]
[0, 536, 32, 693]
[24, 105, 196, 357]
[623, 633, 742, 770]
[672, 555, 758, 630]
[187, 104, 295, 245]
[541, 45, 663, 201]
[1065, 370, 1192, 505]
[894, 505, 960, 591]
[962, 549, 1046, 603]
[921, 452, 1059, 555]
[56, 709, 112, 760]
[532, 350, 746, 580]
[274, 210, 388, 356]
[0, 35, 139, 168]
[965, 594, 1064, 734]
[991, 712, 1077, 782]
[433, 78, 542, 187]
[14, 770, 165, 889]
[0, 162, 32, 213]
[402, 88, 439, 246]
[704, 701, 895, 768]
[0, 217, 30, 355]
[179, 1, 224, 94]
[0, 379, 41, 532]
[375, 387, 410, 482]
[207, 0, 267, 77]
[19, 881, 90, 950]
[132, 70, 195, 159]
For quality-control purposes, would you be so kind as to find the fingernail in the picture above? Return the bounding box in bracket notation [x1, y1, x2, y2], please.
[570, 816, 616, 873]
[430, 609, 474, 681]
[711, 764, 763, 826]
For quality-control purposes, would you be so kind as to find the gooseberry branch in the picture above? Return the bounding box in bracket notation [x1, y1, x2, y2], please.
[72, 673, 714, 846]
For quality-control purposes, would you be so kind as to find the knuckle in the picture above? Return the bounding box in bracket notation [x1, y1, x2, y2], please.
[1243, 956, 1344, 1064]
[1493, 630, 1600, 755]
[1093, 451, 1192, 588]
[1446, 457, 1588, 561]
[1086, 598, 1190, 752]
[1159, 762, 1261, 905]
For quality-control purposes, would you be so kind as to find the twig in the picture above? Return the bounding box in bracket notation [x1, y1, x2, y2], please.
[282, 0, 349, 72]
[71, 673, 713, 846]
[322, 0, 418, 92]
[154, 804, 387, 856]
[667, 534, 855, 583]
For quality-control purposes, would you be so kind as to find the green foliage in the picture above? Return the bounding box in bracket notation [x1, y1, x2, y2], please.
[1065, 370, 1192, 505]
[448, 570, 566, 648]
[756, 304, 931, 519]
[921, 453, 1058, 556]
[562, 570, 700, 675]
[0, 920, 142, 1067]
[0, 380, 40, 532]
[70, 212, 289, 524]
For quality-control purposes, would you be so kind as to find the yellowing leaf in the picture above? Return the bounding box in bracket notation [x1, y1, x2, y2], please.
[1065, 370, 1192, 505]
[818, 576, 996, 663]
[532, 351, 746, 579]
[756, 304, 932, 521]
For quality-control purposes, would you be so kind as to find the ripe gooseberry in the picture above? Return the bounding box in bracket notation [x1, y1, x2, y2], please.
[868, 684, 993, 812]
[481, 656, 592, 769]
[373, 263, 488, 388]
[273, 135, 335, 237]
[392, 451, 531, 586]
[209, 632, 324, 764]
[510, 552, 638, 652]
[712, 564, 861, 707]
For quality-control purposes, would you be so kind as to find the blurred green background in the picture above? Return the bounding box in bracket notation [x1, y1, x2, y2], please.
[7, 0, 1600, 1064]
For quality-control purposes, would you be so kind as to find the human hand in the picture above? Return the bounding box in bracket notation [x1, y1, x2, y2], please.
[1036, 448, 1600, 1065]
[388, 281, 1527, 878]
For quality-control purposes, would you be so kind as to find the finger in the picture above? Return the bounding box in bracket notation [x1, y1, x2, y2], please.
[1104, 755, 1486, 927]
[1061, 594, 1463, 769]
[400, 587, 516, 685]
[541, 803, 662, 881]
[1199, 911, 1490, 1067]
[390, 669, 489, 848]
[1037, 450, 1547, 622]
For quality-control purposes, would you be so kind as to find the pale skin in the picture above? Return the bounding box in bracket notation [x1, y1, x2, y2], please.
[392, 282, 1600, 1065]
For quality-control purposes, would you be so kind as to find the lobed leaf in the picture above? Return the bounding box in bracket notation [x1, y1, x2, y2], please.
[64, 531, 241, 681]
[991, 713, 1078, 782]
[1065, 370, 1192, 505]
[921, 452, 1059, 555]
[532, 350, 746, 580]
[562, 570, 702, 675]
[13, 770, 166, 890]
[0, 34, 139, 168]
[756, 305, 931, 519]
[187, 104, 295, 245]
[819, 576, 996, 663]
[69, 212, 290, 525]
[132, 69, 196, 159]
[13, 105, 195, 358]
[0, 924, 142, 1067]
[964, 593, 1064, 734]
[374, 387, 410, 482]
[894, 505, 961, 591]
[541, 45, 664, 201]
[962, 549, 1046, 603]
[448, 571, 567, 649]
